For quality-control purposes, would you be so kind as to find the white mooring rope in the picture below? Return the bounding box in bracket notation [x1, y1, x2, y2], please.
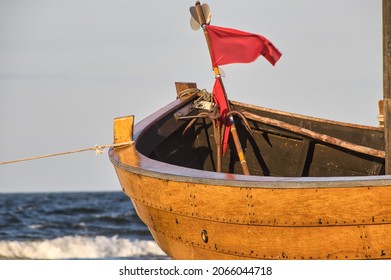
[0, 141, 134, 165]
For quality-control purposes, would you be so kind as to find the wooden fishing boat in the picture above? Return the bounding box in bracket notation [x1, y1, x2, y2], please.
[109, 82, 391, 260]
[109, 1, 391, 259]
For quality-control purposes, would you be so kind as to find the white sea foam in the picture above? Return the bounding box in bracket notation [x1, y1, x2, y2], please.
[0, 236, 166, 259]
[28, 224, 43, 229]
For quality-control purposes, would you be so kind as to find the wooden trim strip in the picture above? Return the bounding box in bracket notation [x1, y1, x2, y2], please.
[242, 111, 385, 159]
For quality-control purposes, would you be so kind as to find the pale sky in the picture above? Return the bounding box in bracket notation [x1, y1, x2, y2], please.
[0, 0, 382, 193]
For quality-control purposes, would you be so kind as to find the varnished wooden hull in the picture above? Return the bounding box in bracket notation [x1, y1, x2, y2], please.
[109, 88, 391, 259]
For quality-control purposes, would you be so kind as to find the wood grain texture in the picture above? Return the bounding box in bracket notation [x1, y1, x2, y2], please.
[384, 0, 391, 173]
[113, 115, 134, 144]
[114, 166, 391, 259]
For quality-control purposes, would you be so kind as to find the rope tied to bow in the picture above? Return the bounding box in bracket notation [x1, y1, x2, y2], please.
[0, 141, 134, 165]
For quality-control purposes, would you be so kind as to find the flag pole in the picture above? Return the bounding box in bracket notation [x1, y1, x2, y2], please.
[195, 1, 250, 175]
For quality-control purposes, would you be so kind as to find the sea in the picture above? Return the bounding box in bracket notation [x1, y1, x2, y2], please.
[0, 191, 168, 260]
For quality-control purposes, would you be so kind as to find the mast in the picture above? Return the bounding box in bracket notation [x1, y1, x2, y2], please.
[194, 1, 250, 175]
[384, 0, 391, 174]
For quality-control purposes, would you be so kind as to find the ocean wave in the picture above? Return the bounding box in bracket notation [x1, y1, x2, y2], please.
[27, 224, 44, 229]
[0, 235, 166, 260]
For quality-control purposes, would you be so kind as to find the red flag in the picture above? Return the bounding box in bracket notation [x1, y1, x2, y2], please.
[206, 25, 282, 67]
[213, 78, 230, 155]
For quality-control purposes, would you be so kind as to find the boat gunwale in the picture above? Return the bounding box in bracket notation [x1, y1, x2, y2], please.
[110, 151, 391, 189]
[109, 93, 391, 189]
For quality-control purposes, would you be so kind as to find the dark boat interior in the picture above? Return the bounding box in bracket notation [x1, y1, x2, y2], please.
[136, 95, 385, 177]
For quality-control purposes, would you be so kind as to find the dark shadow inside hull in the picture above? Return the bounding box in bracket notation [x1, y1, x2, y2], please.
[140, 99, 385, 177]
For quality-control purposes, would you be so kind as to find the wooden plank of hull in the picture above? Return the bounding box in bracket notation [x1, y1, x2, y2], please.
[136, 203, 391, 260]
[113, 164, 391, 260]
